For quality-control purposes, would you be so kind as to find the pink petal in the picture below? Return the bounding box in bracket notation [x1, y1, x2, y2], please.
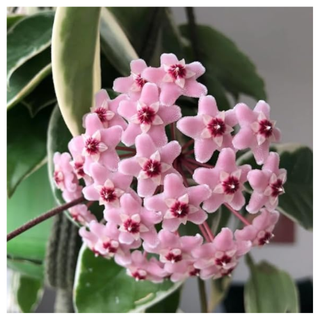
[246, 192, 268, 213]
[158, 230, 180, 248]
[104, 208, 122, 224]
[162, 218, 181, 232]
[184, 81, 207, 98]
[194, 138, 216, 163]
[177, 116, 204, 139]
[247, 170, 270, 193]
[181, 234, 203, 252]
[198, 95, 218, 116]
[163, 173, 185, 199]
[112, 171, 132, 190]
[157, 105, 182, 125]
[100, 149, 119, 171]
[135, 134, 157, 157]
[84, 113, 104, 135]
[95, 89, 109, 108]
[273, 127, 281, 142]
[214, 228, 235, 251]
[118, 100, 137, 119]
[239, 164, 252, 183]
[188, 209, 207, 224]
[203, 193, 225, 212]
[120, 193, 142, 215]
[144, 194, 167, 212]
[160, 141, 181, 164]
[121, 123, 141, 146]
[101, 126, 122, 148]
[252, 141, 270, 165]
[229, 190, 245, 210]
[113, 76, 134, 93]
[225, 109, 238, 127]
[160, 53, 179, 65]
[137, 179, 157, 197]
[193, 168, 219, 189]
[215, 148, 237, 172]
[235, 103, 256, 125]
[254, 100, 270, 118]
[262, 152, 280, 173]
[147, 126, 168, 148]
[236, 240, 252, 256]
[140, 83, 159, 106]
[131, 59, 148, 74]
[141, 230, 159, 248]
[232, 127, 255, 150]
[109, 116, 128, 130]
[119, 232, 135, 244]
[159, 83, 181, 106]
[235, 226, 257, 242]
[188, 185, 211, 205]
[142, 67, 166, 84]
[140, 208, 162, 225]
[82, 185, 99, 201]
[187, 61, 205, 77]
[118, 157, 140, 176]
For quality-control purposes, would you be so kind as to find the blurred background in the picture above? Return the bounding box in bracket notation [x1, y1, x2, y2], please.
[7, 7, 313, 313]
[171, 7, 313, 312]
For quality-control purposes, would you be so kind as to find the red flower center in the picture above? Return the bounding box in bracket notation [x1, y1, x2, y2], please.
[258, 119, 273, 138]
[143, 159, 162, 178]
[137, 106, 156, 124]
[74, 162, 85, 177]
[100, 187, 117, 203]
[221, 267, 235, 277]
[54, 171, 63, 185]
[135, 74, 147, 88]
[124, 219, 140, 234]
[270, 179, 284, 197]
[94, 107, 108, 123]
[132, 270, 147, 281]
[170, 201, 189, 218]
[222, 176, 240, 194]
[102, 241, 118, 253]
[168, 64, 187, 79]
[215, 254, 232, 267]
[258, 231, 273, 246]
[189, 268, 200, 277]
[207, 118, 226, 137]
[165, 251, 183, 263]
[85, 137, 100, 155]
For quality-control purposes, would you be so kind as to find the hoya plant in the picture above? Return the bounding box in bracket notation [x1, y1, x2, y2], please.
[7, 7, 312, 313]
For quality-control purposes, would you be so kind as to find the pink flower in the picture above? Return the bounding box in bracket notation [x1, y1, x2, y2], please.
[144, 173, 211, 231]
[68, 204, 97, 225]
[235, 209, 280, 246]
[246, 152, 286, 213]
[233, 101, 281, 165]
[118, 83, 181, 147]
[126, 250, 167, 282]
[87, 89, 128, 129]
[144, 230, 203, 282]
[113, 59, 149, 101]
[193, 148, 251, 212]
[118, 134, 181, 197]
[79, 220, 131, 266]
[82, 163, 132, 209]
[68, 113, 122, 172]
[53, 152, 78, 192]
[193, 228, 251, 279]
[142, 53, 207, 106]
[104, 193, 162, 248]
[177, 95, 237, 163]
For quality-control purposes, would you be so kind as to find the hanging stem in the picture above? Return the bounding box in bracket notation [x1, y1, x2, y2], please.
[170, 123, 176, 140]
[185, 158, 213, 169]
[182, 139, 194, 150]
[7, 196, 85, 242]
[224, 203, 251, 226]
[197, 277, 208, 313]
[116, 146, 135, 152]
[202, 221, 215, 241]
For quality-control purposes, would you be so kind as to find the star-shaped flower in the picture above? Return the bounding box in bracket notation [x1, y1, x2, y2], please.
[82, 163, 132, 208]
[113, 59, 149, 101]
[144, 173, 211, 231]
[142, 53, 207, 106]
[80, 220, 132, 266]
[53, 152, 78, 192]
[193, 148, 251, 212]
[118, 134, 181, 197]
[235, 209, 280, 246]
[177, 95, 237, 163]
[86, 89, 128, 129]
[246, 152, 287, 213]
[126, 250, 167, 282]
[104, 193, 162, 248]
[68, 113, 122, 172]
[233, 101, 281, 164]
[143, 230, 203, 282]
[193, 228, 251, 279]
[68, 204, 97, 226]
[118, 83, 181, 147]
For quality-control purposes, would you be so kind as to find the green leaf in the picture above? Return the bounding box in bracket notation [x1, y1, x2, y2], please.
[7, 48, 52, 109]
[52, 7, 101, 136]
[244, 255, 299, 313]
[7, 14, 25, 31]
[209, 277, 232, 312]
[7, 164, 55, 263]
[7, 103, 52, 197]
[21, 76, 56, 117]
[7, 258, 44, 280]
[14, 274, 43, 313]
[100, 8, 138, 76]
[7, 12, 54, 82]
[146, 287, 181, 313]
[74, 245, 182, 313]
[180, 24, 266, 102]
[237, 144, 313, 230]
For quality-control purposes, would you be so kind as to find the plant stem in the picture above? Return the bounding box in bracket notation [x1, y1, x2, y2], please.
[185, 158, 213, 169]
[197, 277, 208, 313]
[116, 146, 135, 152]
[224, 203, 251, 226]
[182, 139, 194, 150]
[7, 196, 85, 242]
[203, 221, 215, 241]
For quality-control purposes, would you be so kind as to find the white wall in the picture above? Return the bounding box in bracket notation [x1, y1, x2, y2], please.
[171, 7, 313, 312]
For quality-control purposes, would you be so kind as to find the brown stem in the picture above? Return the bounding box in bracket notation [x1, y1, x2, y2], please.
[7, 196, 85, 242]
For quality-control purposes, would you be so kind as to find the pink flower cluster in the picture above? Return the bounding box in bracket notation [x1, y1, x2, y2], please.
[53, 54, 286, 283]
